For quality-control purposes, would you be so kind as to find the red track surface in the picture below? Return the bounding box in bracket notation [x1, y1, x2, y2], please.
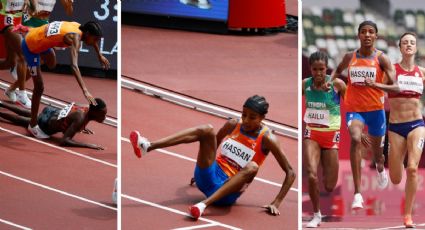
[0, 71, 117, 229]
[122, 90, 298, 229]
[122, 26, 298, 127]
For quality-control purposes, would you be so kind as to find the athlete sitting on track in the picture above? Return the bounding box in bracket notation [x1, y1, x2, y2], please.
[0, 98, 107, 150]
[130, 95, 296, 220]
[18, 21, 110, 139]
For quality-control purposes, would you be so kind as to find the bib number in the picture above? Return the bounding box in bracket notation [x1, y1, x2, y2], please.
[304, 129, 311, 138]
[333, 131, 340, 143]
[398, 75, 423, 95]
[349, 66, 377, 86]
[221, 138, 255, 168]
[46, 21, 62, 37]
[5, 0, 24, 12]
[304, 108, 330, 128]
[57, 102, 75, 120]
[4, 15, 13, 26]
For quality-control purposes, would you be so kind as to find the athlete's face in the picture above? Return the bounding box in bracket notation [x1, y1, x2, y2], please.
[93, 108, 107, 122]
[399, 34, 417, 56]
[310, 60, 327, 83]
[241, 107, 264, 132]
[358, 25, 377, 47]
[84, 34, 101, 46]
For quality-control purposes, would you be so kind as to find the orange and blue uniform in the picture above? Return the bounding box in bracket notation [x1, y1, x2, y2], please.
[194, 122, 269, 205]
[0, 0, 24, 32]
[345, 49, 387, 136]
[22, 21, 82, 68]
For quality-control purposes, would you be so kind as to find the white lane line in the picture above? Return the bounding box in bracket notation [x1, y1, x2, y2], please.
[172, 223, 217, 230]
[121, 137, 298, 192]
[372, 223, 425, 230]
[0, 218, 32, 230]
[0, 126, 116, 168]
[0, 170, 117, 211]
[122, 194, 241, 230]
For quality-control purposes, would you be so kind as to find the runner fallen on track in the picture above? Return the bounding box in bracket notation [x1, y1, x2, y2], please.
[130, 95, 296, 220]
[0, 98, 107, 150]
[18, 21, 110, 139]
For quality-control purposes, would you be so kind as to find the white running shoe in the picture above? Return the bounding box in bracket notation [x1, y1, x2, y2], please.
[306, 212, 322, 228]
[16, 90, 31, 109]
[28, 124, 49, 139]
[4, 89, 17, 102]
[376, 166, 389, 190]
[351, 193, 364, 210]
[129, 130, 151, 158]
[189, 202, 206, 220]
[10, 65, 17, 80]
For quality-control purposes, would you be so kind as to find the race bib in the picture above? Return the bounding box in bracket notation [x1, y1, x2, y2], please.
[57, 102, 75, 120]
[4, 15, 13, 26]
[46, 21, 62, 37]
[304, 108, 330, 128]
[221, 138, 255, 168]
[397, 75, 423, 95]
[37, 0, 56, 12]
[5, 0, 24, 12]
[349, 66, 377, 85]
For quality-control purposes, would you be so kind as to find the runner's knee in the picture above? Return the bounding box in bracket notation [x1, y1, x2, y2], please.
[406, 165, 418, 178]
[390, 170, 402, 184]
[197, 124, 215, 138]
[242, 162, 259, 180]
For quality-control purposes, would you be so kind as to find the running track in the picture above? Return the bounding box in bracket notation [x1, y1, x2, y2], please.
[0, 71, 117, 229]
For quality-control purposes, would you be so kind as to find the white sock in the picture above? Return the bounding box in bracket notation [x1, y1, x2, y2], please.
[314, 211, 321, 217]
[195, 202, 206, 212]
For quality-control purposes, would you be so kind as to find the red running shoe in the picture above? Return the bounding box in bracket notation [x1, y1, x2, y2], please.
[129, 130, 150, 158]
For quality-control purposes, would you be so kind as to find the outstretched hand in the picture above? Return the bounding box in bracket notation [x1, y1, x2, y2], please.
[84, 91, 97, 106]
[99, 55, 110, 70]
[262, 204, 280, 216]
[89, 144, 104, 150]
[364, 78, 376, 87]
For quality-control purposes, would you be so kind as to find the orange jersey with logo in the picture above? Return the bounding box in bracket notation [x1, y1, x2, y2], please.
[344, 49, 385, 112]
[216, 122, 269, 177]
[25, 21, 82, 53]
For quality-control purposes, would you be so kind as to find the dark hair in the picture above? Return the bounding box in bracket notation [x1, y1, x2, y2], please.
[398, 32, 417, 47]
[79, 21, 103, 37]
[89, 98, 106, 112]
[243, 95, 269, 115]
[358, 20, 378, 34]
[309, 51, 328, 66]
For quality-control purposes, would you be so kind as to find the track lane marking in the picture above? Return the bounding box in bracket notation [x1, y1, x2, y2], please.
[0, 218, 32, 230]
[121, 137, 298, 192]
[0, 126, 116, 168]
[372, 223, 425, 230]
[0, 170, 117, 211]
[122, 194, 240, 230]
[172, 223, 217, 230]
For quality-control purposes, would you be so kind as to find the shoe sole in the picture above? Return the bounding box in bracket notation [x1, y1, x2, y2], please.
[189, 206, 201, 220]
[129, 131, 142, 158]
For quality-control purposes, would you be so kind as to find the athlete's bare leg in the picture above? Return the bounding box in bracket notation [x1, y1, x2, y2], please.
[348, 120, 364, 194]
[0, 101, 31, 116]
[29, 67, 44, 127]
[405, 127, 424, 217]
[147, 124, 217, 168]
[321, 148, 339, 192]
[304, 139, 321, 213]
[388, 131, 407, 184]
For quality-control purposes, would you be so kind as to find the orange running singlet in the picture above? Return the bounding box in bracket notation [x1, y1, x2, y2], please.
[216, 122, 269, 177]
[344, 49, 385, 112]
[25, 21, 82, 54]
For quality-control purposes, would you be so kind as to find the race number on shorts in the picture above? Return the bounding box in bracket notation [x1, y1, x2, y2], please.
[4, 15, 13, 26]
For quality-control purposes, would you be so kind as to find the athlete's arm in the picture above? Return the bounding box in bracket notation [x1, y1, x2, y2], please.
[331, 52, 352, 81]
[92, 41, 110, 70]
[418, 66, 425, 83]
[64, 33, 97, 105]
[60, 0, 73, 16]
[302, 78, 307, 95]
[332, 78, 347, 99]
[261, 133, 296, 215]
[379, 54, 396, 84]
[216, 118, 238, 146]
[60, 112, 104, 150]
